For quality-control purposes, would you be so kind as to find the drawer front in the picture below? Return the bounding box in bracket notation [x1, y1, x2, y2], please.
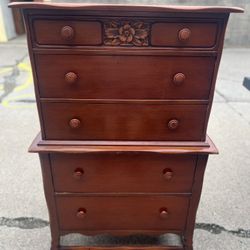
[33, 20, 102, 45]
[56, 196, 189, 231]
[35, 54, 215, 99]
[32, 19, 218, 48]
[151, 22, 218, 48]
[51, 154, 197, 193]
[41, 102, 207, 141]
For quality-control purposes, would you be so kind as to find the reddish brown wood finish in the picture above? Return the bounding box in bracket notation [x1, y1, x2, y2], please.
[183, 155, 208, 250]
[56, 195, 189, 231]
[39, 154, 60, 249]
[34, 20, 102, 45]
[9, 3, 244, 13]
[10, 3, 241, 250]
[151, 22, 217, 47]
[41, 102, 207, 141]
[35, 54, 215, 99]
[15, 6, 231, 141]
[60, 247, 183, 250]
[51, 153, 197, 193]
[29, 133, 218, 154]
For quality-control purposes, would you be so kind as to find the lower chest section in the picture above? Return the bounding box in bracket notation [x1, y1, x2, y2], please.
[42, 152, 205, 234]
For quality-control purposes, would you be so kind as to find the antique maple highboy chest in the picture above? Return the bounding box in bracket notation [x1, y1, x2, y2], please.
[9, 2, 243, 250]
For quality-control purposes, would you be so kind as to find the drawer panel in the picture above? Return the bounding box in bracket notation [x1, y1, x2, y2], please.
[41, 102, 207, 141]
[33, 20, 102, 45]
[51, 154, 197, 193]
[151, 22, 218, 48]
[35, 54, 215, 99]
[56, 196, 189, 231]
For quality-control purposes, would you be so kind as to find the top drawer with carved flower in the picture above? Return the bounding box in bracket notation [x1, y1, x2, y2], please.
[31, 18, 221, 49]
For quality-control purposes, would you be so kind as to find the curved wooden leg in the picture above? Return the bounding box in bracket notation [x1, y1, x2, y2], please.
[39, 154, 60, 250]
[183, 235, 193, 250]
[51, 235, 60, 250]
[185, 246, 193, 250]
[183, 155, 209, 250]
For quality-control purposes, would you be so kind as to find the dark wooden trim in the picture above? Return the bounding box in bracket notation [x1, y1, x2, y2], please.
[183, 155, 209, 249]
[39, 154, 60, 249]
[39, 99, 209, 105]
[60, 229, 183, 237]
[55, 193, 191, 197]
[37, 137, 210, 147]
[203, 14, 230, 137]
[60, 247, 184, 250]
[32, 47, 219, 55]
[8, 3, 244, 13]
[29, 133, 218, 154]
[23, 11, 46, 139]
[33, 45, 217, 57]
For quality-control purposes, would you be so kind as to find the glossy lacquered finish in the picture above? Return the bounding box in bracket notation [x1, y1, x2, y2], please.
[35, 54, 215, 99]
[41, 102, 207, 141]
[51, 153, 197, 193]
[16, 5, 232, 142]
[34, 20, 102, 45]
[151, 22, 217, 47]
[11, 2, 241, 250]
[56, 195, 189, 231]
[9, 2, 244, 13]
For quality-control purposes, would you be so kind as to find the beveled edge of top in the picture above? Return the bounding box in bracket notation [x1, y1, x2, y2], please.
[28, 132, 219, 155]
[8, 2, 244, 13]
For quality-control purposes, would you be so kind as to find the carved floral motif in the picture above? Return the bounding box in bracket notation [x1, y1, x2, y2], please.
[104, 21, 149, 46]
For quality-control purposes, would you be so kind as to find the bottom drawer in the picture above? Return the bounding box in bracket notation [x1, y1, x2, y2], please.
[56, 196, 189, 231]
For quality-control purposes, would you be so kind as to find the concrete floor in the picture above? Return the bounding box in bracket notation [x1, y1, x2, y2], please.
[0, 35, 250, 249]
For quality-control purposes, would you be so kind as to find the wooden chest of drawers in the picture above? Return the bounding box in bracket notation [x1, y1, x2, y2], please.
[10, 2, 243, 250]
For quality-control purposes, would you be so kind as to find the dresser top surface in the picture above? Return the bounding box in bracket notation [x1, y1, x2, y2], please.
[9, 2, 244, 13]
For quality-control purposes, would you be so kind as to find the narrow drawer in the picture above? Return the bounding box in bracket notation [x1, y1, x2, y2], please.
[51, 153, 197, 193]
[56, 196, 189, 231]
[151, 22, 218, 48]
[35, 54, 215, 99]
[33, 19, 102, 46]
[41, 102, 207, 141]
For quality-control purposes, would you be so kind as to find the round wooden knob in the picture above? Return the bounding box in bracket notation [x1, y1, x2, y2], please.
[69, 118, 81, 129]
[76, 208, 86, 219]
[159, 208, 169, 219]
[173, 73, 186, 85]
[178, 28, 191, 42]
[163, 169, 173, 181]
[73, 168, 84, 179]
[168, 119, 179, 130]
[65, 72, 78, 84]
[61, 25, 74, 41]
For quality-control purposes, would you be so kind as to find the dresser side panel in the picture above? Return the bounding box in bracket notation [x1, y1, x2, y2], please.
[39, 153, 60, 249]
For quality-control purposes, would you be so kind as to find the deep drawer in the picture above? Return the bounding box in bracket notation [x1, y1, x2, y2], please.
[56, 195, 189, 231]
[51, 153, 197, 193]
[35, 54, 215, 99]
[40, 102, 207, 141]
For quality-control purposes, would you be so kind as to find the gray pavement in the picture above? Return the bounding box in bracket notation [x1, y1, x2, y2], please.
[0, 36, 250, 250]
